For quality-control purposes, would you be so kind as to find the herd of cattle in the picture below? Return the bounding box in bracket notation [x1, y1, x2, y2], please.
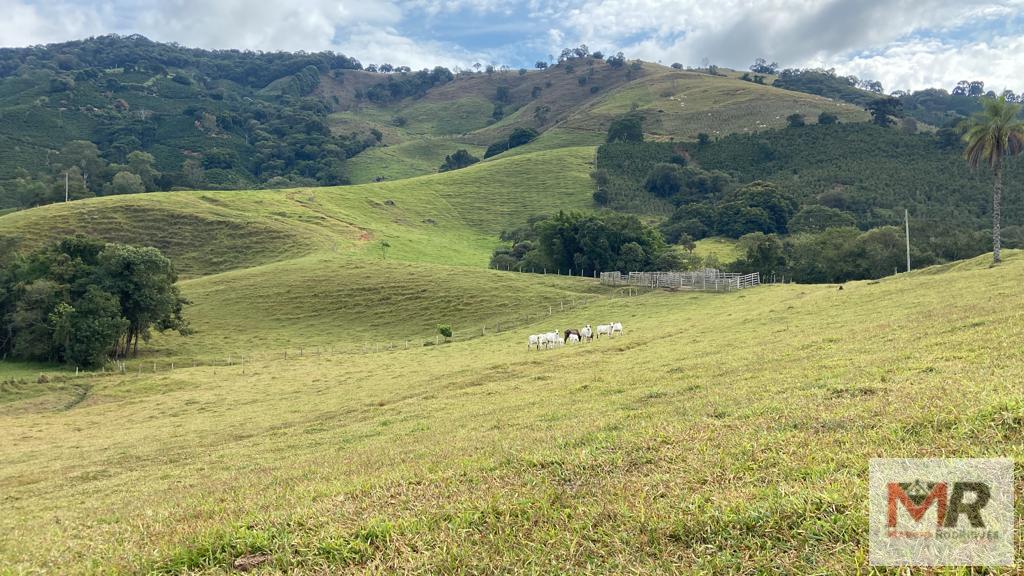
[527, 323, 623, 350]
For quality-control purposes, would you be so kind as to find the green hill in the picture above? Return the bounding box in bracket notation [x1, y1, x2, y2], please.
[3, 36, 1024, 574]
[0, 146, 597, 276]
[0, 144, 601, 361]
[329, 64, 866, 184]
[2, 251, 1023, 573]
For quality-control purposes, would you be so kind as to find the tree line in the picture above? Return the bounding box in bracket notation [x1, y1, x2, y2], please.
[0, 237, 189, 367]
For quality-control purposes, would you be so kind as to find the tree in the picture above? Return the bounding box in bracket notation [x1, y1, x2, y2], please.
[437, 324, 452, 341]
[786, 113, 806, 127]
[607, 52, 626, 68]
[817, 111, 839, 125]
[108, 171, 145, 195]
[58, 287, 128, 367]
[671, 63, 683, 70]
[750, 58, 778, 75]
[607, 114, 643, 143]
[729, 180, 798, 233]
[961, 96, 1024, 263]
[57, 140, 106, 192]
[438, 149, 480, 172]
[733, 232, 786, 278]
[126, 150, 160, 190]
[53, 166, 92, 201]
[533, 105, 550, 125]
[535, 61, 548, 70]
[508, 127, 538, 148]
[865, 97, 903, 127]
[644, 163, 684, 197]
[181, 159, 205, 188]
[99, 243, 190, 357]
[787, 205, 857, 233]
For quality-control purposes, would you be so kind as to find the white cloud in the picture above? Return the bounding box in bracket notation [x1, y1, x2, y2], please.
[546, 0, 1024, 90]
[0, 1, 107, 46]
[0, 0, 1021, 91]
[828, 35, 1024, 92]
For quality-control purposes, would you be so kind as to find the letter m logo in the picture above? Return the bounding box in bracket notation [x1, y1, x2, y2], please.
[888, 481, 948, 527]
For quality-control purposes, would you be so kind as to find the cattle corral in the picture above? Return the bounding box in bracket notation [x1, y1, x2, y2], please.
[600, 269, 760, 291]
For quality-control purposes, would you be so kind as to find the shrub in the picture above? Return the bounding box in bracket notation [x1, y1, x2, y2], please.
[438, 149, 479, 172]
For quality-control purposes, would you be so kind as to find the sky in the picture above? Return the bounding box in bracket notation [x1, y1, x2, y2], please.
[1, 0, 1022, 93]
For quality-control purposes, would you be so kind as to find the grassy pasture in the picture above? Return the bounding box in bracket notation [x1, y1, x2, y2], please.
[565, 68, 867, 140]
[1, 252, 1023, 573]
[339, 138, 486, 184]
[148, 257, 608, 362]
[326, 63, 863, 183]
[0, 146, 596, 276]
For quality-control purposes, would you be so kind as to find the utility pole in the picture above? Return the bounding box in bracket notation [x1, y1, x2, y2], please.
[904, 208, 911, 273]
[64, 171, 69, 203]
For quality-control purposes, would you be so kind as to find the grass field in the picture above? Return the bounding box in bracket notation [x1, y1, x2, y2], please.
[2, 60, 1019, 574]
[0, 146, 596, 276]
[564, 67, 868, 141]
[325, 63, 865, 184]
[2, 251, 1023, 573]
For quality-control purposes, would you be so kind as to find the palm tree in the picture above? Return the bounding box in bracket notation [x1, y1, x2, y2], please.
[962, 96, 1024, 264]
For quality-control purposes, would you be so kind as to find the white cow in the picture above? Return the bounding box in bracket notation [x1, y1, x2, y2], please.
[567, 333, 580, 344]
[611, 322, 623, 336]
[595, 324, 612, 339]
[539, 331, 561, 349]
[528, 334, 541, 350]
[580, 325, 593, 342]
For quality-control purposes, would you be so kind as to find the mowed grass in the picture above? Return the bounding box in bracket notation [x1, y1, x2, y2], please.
[2, 252, 1024, 573]
[0, 146, 596, 276]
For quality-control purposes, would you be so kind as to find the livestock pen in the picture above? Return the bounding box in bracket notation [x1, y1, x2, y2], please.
[600, 269, 760, 292]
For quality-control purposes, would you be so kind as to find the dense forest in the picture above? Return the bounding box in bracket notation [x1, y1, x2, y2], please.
[0, 35, 457, 209]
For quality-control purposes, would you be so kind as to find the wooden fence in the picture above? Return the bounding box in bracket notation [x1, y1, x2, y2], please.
[599, 269, 760, 292]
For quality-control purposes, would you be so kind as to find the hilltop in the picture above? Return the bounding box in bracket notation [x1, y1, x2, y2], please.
[0, 35, 868, 208]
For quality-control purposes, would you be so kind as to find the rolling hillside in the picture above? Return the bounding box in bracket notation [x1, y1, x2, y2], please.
[2, 34, 1022, 576]
[329, 63, 868, 184]
[2, 251, 1023, 573]
[0, 145, 600, 354]
[0, 146, 596, 276]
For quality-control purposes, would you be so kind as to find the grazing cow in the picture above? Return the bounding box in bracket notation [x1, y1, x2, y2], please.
[547, 331, 563, 348]
[580, 324, 593, 342]
[595, 324, 612, 339]
[564, 328, 580, 343]
[611, 322, 623, 336]
[528, 334, 541, 350]
[567, 333, 580, 344]
[539, 331, 561, 349]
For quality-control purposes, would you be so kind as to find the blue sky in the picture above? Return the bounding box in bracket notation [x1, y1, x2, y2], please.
[2, 0, 1022, 92]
